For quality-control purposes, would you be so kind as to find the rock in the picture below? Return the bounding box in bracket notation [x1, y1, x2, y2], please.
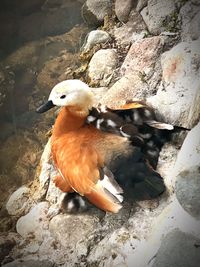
[120, 36, 164, 78]
[115, 0, 134, 23]
[141, 0, 177, 34]
[6, 186, 30, 216]
[82, 0, 112, 26]
[82, 30, 111, 52]
[87, 49, 118, 86]
[152, 230, 200, 267]
[101, 73, 148, 107]
[136, 0, 148, 12]
[113, 9, 147, 45]
[16, 202, 50, 241]
[90, 87, 109, 105]
[19, 2, 83, 42]
[2, 260, 54, 267]
[179, 0, 200, 41]
[175, 166, 200, 220]
[147, 39, 200, 129]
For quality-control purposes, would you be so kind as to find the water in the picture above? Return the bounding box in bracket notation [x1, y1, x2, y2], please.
[0, 0, 89, 211]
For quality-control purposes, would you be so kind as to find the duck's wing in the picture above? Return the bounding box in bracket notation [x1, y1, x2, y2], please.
[52, 131, 123, 213]
[86, 102, 173, 168]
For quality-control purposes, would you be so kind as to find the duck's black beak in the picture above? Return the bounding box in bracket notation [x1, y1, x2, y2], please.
[36, 100, 55, 113]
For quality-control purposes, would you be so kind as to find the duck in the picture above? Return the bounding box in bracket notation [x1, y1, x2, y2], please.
[36, 79, 173, 213]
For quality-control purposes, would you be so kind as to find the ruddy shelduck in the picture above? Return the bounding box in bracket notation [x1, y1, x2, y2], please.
[37, 80, 173, 213]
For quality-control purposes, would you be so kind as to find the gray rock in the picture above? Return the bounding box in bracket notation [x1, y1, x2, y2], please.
[0, 233, 19, 264]
[115, 0, 134, 23]
[176, 166, 200, 220]
[6, 186, 30, 216]
[179, 0, 200, 41]
[113, 9, 147, 45]
[141, 0, 176, 34]
[82, 30, 111, 52]
[16, 202, 50, 241]
[136, 0, 148, 12]
[88, 49, 118, 86]
[82, 0, 112, 26]
[2, 260, 53, 267]
[147, 39, 200, 129]
[152, 229, 200, 267]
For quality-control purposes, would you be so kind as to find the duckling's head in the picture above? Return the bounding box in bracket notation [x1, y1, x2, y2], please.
[36, 80, 94, 114]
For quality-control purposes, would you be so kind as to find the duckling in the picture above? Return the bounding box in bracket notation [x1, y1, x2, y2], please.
[36, 79, 173, 213]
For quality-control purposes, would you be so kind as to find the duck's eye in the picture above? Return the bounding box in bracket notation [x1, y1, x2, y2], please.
[60, 95, 66, 99]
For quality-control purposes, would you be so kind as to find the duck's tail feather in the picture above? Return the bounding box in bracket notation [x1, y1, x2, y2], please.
[85, 167, 123, 213]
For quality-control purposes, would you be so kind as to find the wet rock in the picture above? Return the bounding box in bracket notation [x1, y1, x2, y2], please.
[88, 49, 118, 86]
[141, 0, 177, 34]
[179, 0, 200, 41]
[152, 229, 200, 267]
[82, 0, 112, 26]
[19, 2, 83, 42]
[2, 260, 54, 267]
[147, 39, 200, 129]
[82, 30, 111, 52]
[175, 166, 200, 220]
[136, 0, 148, 12]
[16, 202, 50, 241]
[113, 9, 147, 45]
[115, 0, 134, 23]
[6, 186, 30, 216]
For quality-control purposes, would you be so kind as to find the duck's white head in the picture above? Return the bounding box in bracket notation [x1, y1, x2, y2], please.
[36, 79, 94, 113]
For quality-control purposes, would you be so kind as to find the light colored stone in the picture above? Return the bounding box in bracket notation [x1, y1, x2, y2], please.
[6, 186, 30, 216]
[141, 0, 176, 34]
[120, 36, 164, 77]
[175, 165, 200, 220]
[88, 49, 118, 86]
[115, 0, 133, 23]
[147, 39, 200, 129]
[113, 9, 147, 45]
[49, 214, 99, 258]
[16, 202, 50, 241]
[179, 0, 200, 41]
[136, 0, 148, 12]
[82, 30, 111, 52]
[174, 122, 200, 175]
[82, 0, 112, 26]
[152, 230, 200, 267]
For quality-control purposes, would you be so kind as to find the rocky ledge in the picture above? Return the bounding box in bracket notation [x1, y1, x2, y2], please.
[1, 0, 200, 267]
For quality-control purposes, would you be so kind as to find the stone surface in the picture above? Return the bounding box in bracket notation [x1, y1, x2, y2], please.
[141, 0, 176, 34]
[6, 186, 30, 216]
[152, 230, 200, 267]
[0, 233, 19, 264]
[113, 9, 147, 45]
[88, 49, 118, 86]
[115, 0, 133, 23]
[16, 202, 50, 241]
[136, 0, 148, 12]
[82, 0, 112, 26]
[176, 165, 200, 220]
[82, 30, 111, 52]
[179, 0, 200, 41]
[2, 260, 54, 267]
[147, 39, 200, 129]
